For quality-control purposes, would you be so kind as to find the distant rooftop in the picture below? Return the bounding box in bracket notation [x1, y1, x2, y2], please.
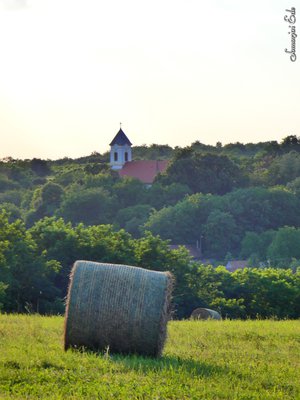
[110, 129, 132, 146]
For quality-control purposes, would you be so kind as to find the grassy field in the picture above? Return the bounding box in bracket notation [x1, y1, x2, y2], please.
[0, 315, 299, 399]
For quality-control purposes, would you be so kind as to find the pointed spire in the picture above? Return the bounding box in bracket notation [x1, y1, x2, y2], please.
[110, 126, 132, 146]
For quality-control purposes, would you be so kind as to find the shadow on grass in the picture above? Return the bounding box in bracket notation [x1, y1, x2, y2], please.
[111, 354, 228, 377]
[67, 347, 228, 377]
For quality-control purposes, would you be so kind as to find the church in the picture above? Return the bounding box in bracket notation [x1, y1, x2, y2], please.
[109, 127, 169, 185]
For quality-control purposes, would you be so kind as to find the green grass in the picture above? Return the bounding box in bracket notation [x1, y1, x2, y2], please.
[0, 315, 299, 399]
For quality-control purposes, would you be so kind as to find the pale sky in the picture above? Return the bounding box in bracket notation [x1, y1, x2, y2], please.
[0, 0, 299, 159]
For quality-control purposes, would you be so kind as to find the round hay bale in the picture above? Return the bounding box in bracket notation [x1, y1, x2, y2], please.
[190, 308, 221, 320]
[64, 260, 174, 357]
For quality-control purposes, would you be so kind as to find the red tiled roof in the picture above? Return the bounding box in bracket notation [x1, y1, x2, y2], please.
[119, 160, 169, 184]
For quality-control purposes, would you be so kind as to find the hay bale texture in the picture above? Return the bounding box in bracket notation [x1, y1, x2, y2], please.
[190, 308, 221, 320]
[64, 260, 173, 357]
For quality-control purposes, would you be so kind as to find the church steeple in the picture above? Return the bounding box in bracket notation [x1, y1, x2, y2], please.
[110, 126, 132, 170]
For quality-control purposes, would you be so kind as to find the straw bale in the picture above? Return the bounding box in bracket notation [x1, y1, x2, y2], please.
[64, 260, 173, 357]
[190, 307, 221, 320]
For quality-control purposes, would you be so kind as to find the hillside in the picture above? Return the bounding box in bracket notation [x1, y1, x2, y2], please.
[1, 136, 300, 318]
[1, 136, 300, 261]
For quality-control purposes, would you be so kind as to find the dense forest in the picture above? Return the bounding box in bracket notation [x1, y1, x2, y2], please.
[1, 135, 300, 318]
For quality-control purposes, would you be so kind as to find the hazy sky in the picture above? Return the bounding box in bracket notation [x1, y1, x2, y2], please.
[0, 0, 299, 159]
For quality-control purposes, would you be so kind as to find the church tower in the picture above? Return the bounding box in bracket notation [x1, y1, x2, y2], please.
[110, 126, 132, 170]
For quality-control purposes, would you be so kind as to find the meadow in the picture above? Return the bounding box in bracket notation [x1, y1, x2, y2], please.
[0, 315, 299, 400]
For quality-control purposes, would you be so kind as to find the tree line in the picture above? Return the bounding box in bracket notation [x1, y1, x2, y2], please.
[0, 211, 299, 318]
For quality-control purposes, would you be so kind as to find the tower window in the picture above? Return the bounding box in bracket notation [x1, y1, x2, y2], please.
[125, 152, 128, 162]
[114, 152, 118, 161]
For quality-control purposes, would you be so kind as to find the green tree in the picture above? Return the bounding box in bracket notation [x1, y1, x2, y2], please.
[0, 174, 18, 192]
[41, 182, 64, 209]
[240, 230, 276, 262]
[58, 187, 116, 225]
[232, 268, 300, 318]
[287, 177, 300, 196]
[114, 204, 153, 237]
[143, 193, 215, 245]
[225, 187, 300, 233]
[0, 212, 60, 312]
[0, 281, 8, 311]
[160, 150, 245, 195]
[29, 217, 80, 293]
[84, 162, 110, 175]
[281, 135, 300, 149]
[53, 165, 86, 187]
[30, 158, 50, 177]
[187, 264, 300, 319]
[29, 217, 136, 294]
[267, 226, 300, 264]
[143, 201, 198, 243]
[112, 177, 146, 208]
[24, 182, 64, 227]
[83, 172, 118, 190]
[133, 144, 173, 160]
[268, 151, 300, 184]
[145, 182, 191, 209]
[211, 297, 246, 319]
[203, 210, 238, 258]
[186, 264, 224, 308]
[0, 189, 23, 206]
[0, 203, 22, 222]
